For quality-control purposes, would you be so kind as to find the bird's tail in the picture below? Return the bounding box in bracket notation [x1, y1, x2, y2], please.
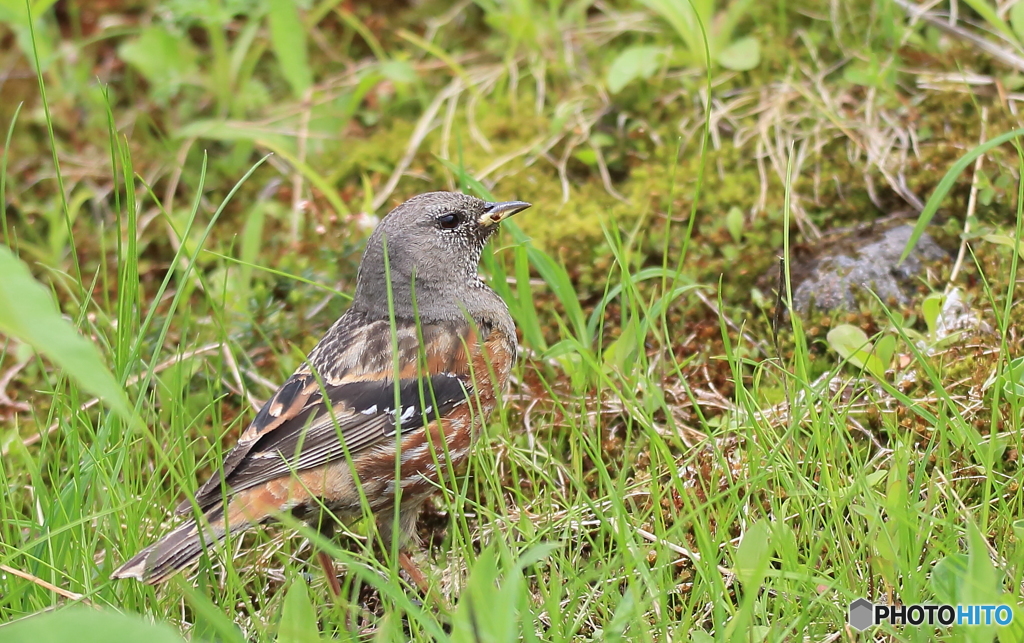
[111, 508, 234, 584]
[113, 479, 317, 584]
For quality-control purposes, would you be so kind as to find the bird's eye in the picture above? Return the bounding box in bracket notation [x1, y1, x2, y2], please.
[437, 211, 462, 229]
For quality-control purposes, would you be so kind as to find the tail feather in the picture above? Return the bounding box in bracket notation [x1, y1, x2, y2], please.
[111, 510, 229, 584]
[113, 482, 309, 584]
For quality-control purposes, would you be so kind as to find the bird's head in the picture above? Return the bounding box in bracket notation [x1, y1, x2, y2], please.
[352, 191, 531, 321]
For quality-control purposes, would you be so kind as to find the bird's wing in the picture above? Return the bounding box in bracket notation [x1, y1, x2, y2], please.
[178, 312, 478, 514]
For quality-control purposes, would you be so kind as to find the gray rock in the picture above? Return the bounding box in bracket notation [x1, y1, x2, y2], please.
[791, 224, 950, 314]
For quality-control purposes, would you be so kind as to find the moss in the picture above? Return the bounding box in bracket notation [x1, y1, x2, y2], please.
[295, 50, 1020, 316]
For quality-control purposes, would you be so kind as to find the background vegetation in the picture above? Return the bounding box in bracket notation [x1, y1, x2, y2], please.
[2, 0, 1024, 640]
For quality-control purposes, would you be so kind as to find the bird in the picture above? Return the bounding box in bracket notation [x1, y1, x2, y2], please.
[111, 191, 531, 593]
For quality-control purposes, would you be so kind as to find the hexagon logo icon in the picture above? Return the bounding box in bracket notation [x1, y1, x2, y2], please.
[848, 598, 875, 631]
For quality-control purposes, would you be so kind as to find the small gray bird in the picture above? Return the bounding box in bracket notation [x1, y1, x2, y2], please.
[112, 192, 531, 593]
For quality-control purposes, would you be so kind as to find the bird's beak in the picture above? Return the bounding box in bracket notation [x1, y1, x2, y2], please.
[479, 200, 532, 226]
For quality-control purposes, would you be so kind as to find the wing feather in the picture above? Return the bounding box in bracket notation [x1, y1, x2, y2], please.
[218, 373, 468, 495]
[178, 312, 476, 514]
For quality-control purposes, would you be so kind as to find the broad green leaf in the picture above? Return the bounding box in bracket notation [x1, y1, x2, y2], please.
[267, 0, 312, 97]
[843, 61, 876, 88]
[606, 45, 667, 93]
[602, 315, 640, 374]
[0, 246, 131, 420]
[0, 0, 59, 24]
[716, 0, 756, 48]
[872, 523, 898, 587]
[0, 0, 58, 71]
[1003, 605, 1024, 643]
[962, 0, 1017, 43]
[180, 583, 247, 643]
[931, 553, 969, 605]
[874, 334, 897, 373]
[884, 467, 909, 520]
[770, 520, 798, 572]
[0, 608, 185, 643]
[605, 587, 637, 641]
[982, 233, 1024, 259]
[495, 565, 526, 643]
[590, 132, 615, 148]
[963, 522, 1001, 643]
[1013, 1, 1024, 44]
[728, 520, 774, 643]
[118, 27, 198, 101]
[725, 206, 744, 242]
[750, 627, 770, 643]
[378, 59, 417, 84]
[452, 547, 517, 643]
[1002, 357, 1024, 400]
[826, 324, 886, 379]
[224, 196, 270, 315]
[922, 292, 944, 336]
[277, 576, 321, 643]
[572, 148, 598, 166]
[716, 36, 760, 71]
[517, 542, 562, 569]
[865, 469, 888, 487]
[175, 119, 292, 150]
[638, 0, 708, 64]
[734, 520, 772, 587]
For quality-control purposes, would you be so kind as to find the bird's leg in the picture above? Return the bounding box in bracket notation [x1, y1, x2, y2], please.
[383, 504, 449, 610]
[310, 509, 344, 597]
[398, 550, 431, 595]
[398, 549, 453, 613]
[316, 551, 367, 637]
[317, 550, 342, 597]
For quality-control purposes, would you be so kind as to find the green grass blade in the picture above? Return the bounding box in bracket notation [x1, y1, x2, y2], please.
[0, 607, 188, 643]
[1, 101, 23, 244]
[267, 0, 313, 98]
[0, 245, 132, 421]
[902, 127, 1024, 262]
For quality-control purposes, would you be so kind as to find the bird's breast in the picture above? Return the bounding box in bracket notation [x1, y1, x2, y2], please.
[342, 325, 515, 508]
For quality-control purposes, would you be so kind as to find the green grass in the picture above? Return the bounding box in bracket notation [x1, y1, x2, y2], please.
[3, 1, 1024, 641]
